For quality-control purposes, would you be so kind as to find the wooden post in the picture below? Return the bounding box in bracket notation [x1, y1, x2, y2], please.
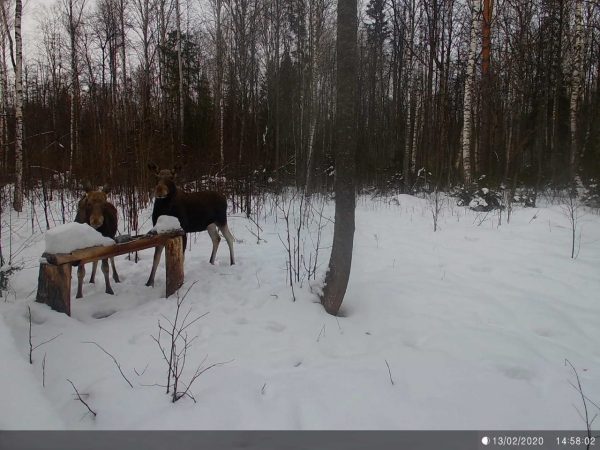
[36, 263, 72, 316]
[165, 236, 184, 297]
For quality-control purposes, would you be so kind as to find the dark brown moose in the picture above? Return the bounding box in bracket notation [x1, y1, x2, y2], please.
[146, 163, 235, 287]
[74, 184, 120, 298]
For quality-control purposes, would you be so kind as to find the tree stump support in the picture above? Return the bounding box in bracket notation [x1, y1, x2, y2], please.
[36, 262, 72, 315]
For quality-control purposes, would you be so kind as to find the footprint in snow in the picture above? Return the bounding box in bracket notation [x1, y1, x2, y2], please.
[533, 328, 557, 338]
[92, 310, 116, 319]
[265, 321, 286, 332]
[498, 365, 534, 381]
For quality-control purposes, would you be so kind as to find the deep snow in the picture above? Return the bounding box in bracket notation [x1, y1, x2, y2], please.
[1, 191, 599, 430]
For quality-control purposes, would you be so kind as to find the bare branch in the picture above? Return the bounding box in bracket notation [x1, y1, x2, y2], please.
[82, 341, 134, 389]
[385, 359, 395, 386]
[66, 379, 97, 418]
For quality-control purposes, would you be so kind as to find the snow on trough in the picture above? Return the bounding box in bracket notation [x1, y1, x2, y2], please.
[44, 222, 115, 254]
[151, 215, 182, 234]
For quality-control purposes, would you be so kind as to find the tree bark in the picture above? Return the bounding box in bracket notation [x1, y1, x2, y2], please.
[66, 0, 83, 183]
[461, 0, 481, 185]
[165, 236, 184, 297]
[176, 0, 184, 154]
[214, 0, 225, 168]
[480, 0, 493, 177]
[569, 0, 583, 180]
[13, 0, 23, 212]
[320, 0, 357, 316]
[36, 263, 72, 316]
[0, 22, 7, 170]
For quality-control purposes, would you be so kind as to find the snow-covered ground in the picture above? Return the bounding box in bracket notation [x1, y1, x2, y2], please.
[1, 191, 599, 429]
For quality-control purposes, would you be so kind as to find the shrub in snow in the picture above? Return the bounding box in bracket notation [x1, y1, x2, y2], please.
[44, 222, 115, 254]
[581, 179, 600, 208]
[0, 262, 21, 297]
[150, 215, 183, 234]
[454, 186, 502, 211]
[512, 189, 536, 208]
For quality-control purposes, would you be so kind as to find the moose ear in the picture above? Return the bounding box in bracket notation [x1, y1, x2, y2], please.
[82, 180, 93, 193]
[148, 162, 159, 174]
[172, 162, 182, 177]
[102, 183, 111, 195]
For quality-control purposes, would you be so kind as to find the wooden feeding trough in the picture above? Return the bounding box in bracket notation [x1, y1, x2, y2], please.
[36, 230, 186, 316]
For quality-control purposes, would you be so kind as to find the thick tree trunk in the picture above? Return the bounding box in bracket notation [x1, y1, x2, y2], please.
[320, 0, 357, 316]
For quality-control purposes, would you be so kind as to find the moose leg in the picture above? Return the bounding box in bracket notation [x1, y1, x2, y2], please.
[219, 224, 235, 265]
[146, 245, 164, 287]
[102, 258, 114, 295]
[110, 257, 120, 283]
[76, 263, 85, 299]
[89, 261, 98, 283]
[207, 223, 221, 264]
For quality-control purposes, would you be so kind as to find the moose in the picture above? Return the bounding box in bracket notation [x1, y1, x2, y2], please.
[145, 163, 235, 288]
[75, 183, 120, 298]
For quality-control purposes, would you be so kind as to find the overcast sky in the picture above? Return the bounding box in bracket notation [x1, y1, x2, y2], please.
[21, 0, 55, 53]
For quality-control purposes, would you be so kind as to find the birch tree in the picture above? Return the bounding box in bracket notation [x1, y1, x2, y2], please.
[0, 18, 7, 169]
[304, 0, 327, 195]
[14, 0, 23, 211]
[1, 0, 24, 211]
[461, 0, 481, 185]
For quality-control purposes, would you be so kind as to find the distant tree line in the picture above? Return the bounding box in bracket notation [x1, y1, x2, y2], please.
[0, 0, 599, 206]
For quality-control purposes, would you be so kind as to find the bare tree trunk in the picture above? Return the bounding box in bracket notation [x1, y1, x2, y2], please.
[411, 73, 421, 177]
[480, 0, 493, 177]
[0, 30, 6, 170]
[304, 0, 322, 195]
[214, 0, 225, 168]
[120, 0, 128, 128]
[403, 80, 412, 187]
[320, 0, 357, 316]
[569, 0, 583, 180]
[461, 0, 481, 185]
[176, 0, 184, 154]
[13, 0, 23, 212]
[66, 0, 81, 183]
[274, 0, 281, 170]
